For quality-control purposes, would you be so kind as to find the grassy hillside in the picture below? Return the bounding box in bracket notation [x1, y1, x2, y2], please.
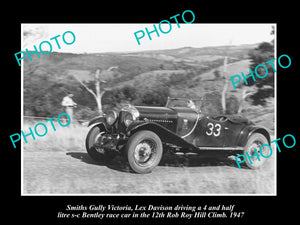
[23, 43, 274, 133]
[24, 44, 256, 82]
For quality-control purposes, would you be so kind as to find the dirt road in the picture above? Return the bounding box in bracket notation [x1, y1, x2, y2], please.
[23, 150, 275, 195]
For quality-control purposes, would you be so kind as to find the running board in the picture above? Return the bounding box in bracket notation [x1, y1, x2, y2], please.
[197, 146, 244, 151]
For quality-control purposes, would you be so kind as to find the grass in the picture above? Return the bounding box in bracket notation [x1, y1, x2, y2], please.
[22, 120, 275, 195]
[22, 120, 88, 152]
[23, 156, 275, 194]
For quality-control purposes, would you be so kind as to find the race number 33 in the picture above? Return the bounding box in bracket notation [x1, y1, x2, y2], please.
[206, 122, 221, 136]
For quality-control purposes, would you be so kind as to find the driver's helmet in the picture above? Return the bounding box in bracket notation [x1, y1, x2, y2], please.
[187, 100, 196, 109]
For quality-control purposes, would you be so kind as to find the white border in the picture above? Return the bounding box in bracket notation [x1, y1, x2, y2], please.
[274, 23, 277, 196]
[21, 23, 24, 196]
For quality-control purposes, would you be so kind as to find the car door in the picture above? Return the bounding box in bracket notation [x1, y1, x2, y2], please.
[222, 118, 249, 147]
[194, 115, 226, 147]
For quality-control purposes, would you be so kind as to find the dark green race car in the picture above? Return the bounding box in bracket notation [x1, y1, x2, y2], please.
[86, 97, 271, 173]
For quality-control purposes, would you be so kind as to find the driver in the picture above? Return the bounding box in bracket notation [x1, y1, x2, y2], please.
[187, 100, 196, 109]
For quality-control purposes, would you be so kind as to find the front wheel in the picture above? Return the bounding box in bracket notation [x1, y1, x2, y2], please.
[86, 125, 114, 162]
[125, 130, 163, 174]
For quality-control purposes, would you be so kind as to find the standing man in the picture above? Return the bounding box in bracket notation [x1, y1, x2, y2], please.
[61, 93, 77, 122]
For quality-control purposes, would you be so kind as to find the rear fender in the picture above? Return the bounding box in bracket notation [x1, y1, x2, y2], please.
[127, 122, 195, 149]
[236, 125, 271, 147]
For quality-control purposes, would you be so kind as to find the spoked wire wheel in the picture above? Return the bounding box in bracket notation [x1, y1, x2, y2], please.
[243, 133, 270, 169]
[133, 139, 158, 167]
[126, 130, 162, 174]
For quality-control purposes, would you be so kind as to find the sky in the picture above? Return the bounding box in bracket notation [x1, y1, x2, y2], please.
[22, 24, 275, 53]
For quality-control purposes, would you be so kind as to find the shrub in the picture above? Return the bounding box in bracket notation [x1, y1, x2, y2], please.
[200, 92, 223, 114]
[225, 95, 239, 114]
[138, 85, 170, 106]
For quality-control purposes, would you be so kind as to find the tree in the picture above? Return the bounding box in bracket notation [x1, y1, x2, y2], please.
[221, 56, 228, 114]
[139, 85, 169, 106]
[247, 42, 275, 105]
[201, 91, 223, 114]
[237, 89, 254, 113]
[213, 69, 221, 79]
[102, 85, 137, 110]
[220, 40, 233, 114]
[23, 64, 82, 117]
[73, 67, 118, 115]
[226, 95, 239, 114]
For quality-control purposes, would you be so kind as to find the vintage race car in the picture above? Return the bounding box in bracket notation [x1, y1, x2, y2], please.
[86, 97, 271, 173]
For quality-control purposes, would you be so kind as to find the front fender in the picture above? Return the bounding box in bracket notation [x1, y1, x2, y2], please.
[236, 125, 271, 147]
[88, 116, 107, 127]
[127, 121, 196, 149]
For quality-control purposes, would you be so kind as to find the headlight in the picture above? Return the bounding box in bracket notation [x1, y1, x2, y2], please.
[120, 105, 139, 127]
[106, 110, 118, 125]
[124, 112, 134, 127]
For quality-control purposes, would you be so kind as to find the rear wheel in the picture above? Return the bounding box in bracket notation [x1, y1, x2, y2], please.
[243, 133, 270, 169]
[126, 130, 163, 174]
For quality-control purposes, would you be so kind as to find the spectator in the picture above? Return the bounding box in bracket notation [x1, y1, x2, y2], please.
[61, 93, 77, 122]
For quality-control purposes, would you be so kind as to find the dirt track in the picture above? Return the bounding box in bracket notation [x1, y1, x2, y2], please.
[23, 150, 275, 195]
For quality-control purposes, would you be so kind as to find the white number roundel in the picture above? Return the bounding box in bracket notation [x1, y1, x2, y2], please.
[206, 122, 221, 136]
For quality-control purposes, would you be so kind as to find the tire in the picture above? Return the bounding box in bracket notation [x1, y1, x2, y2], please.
[243, 133, 270, 169]
[85, 125, 113, 162]
[125, 130, 163, 174]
